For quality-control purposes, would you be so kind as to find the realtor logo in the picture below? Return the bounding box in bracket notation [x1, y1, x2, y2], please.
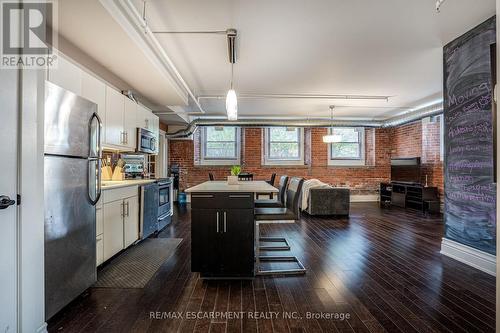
[1, 0, 58, 68]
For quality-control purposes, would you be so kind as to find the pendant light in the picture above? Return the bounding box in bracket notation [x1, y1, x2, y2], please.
[226, 63, 237, 120]
[226, 29, 237, 120]
[322, 105, 342, 143]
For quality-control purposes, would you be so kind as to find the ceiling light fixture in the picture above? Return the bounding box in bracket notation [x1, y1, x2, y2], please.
[436, 0, 446, 13]
[323, 106, 342, 143]
[226, 29, 238, 120]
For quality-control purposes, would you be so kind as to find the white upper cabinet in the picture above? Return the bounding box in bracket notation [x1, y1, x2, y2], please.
[47, 56, 82, 95]
[136, 105, 150, 130]
[124, 97, 138, 150]
[81, 71, 106, 118]
[105, 86, 125, 147]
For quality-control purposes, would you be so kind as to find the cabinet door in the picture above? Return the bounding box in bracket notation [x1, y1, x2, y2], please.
[96, 206, 103, 237]
[105, 86, 125, 147]
[96, 235, 104, 266]
[47, 56, 82, 95]
[220, 209, 255, 276]
[150, 114, 160, 154]
[123, 97, 138, 150]
[191, 209, 221, 273]
[123, 196, 139, 248]
[103, 200, 124, 261]
[82, 71, 106, 119]
[136, 105, 150, 129]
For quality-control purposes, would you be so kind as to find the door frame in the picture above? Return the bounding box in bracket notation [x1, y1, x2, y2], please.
[16, 68, 47, 332]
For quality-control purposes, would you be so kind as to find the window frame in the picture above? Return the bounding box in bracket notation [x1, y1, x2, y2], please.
[263, 127, 305, 166]
[200, 126, 241, 165]
[328, 127, 366, 166]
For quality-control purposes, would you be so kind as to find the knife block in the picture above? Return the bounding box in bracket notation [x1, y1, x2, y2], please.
[111, 166, 125, 181]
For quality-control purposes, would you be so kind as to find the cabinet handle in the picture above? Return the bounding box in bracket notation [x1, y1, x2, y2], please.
[216, 212, 219, 233]
[224, 211, 227, 232]
[145, 119, 149, 129]
[124, 132, 128, 144]
[126, 201, 130, 216]
[121, 202, 124, 217]
[229, 194, 251, 198]
[192, 195, 214, 198]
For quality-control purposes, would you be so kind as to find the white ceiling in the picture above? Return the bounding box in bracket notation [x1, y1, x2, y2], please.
[55, 0, 188, 113]
[130, 0, 495, 121]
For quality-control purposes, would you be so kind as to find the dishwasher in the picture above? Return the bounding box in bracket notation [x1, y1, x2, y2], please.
[139, 182, 159, 240]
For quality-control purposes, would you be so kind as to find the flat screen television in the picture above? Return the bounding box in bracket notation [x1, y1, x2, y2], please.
[391, 157, 421, 184]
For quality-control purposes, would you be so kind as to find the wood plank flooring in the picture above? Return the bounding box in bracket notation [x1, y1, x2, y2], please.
[48, 203, 496, 333]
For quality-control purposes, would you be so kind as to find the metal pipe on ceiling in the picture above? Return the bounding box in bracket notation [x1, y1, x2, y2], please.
[198, 93, 391, 101]
[116, 0, 206, 113]
[165, 102, 443, 138]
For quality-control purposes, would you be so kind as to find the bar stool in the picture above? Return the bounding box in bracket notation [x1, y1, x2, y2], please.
[208, 173, 214, 181]
[255, 175, 288, 208]
[256, 173, 277, 199]
[255, 175, 289, 251]
[254, 177, 306, 275]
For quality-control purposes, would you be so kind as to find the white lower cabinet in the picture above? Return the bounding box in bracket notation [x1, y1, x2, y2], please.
[96, 235, 104, 266]
[101, 186, 140, 264]
[103, 199, 125, 262]
[123, 196, 139, 248]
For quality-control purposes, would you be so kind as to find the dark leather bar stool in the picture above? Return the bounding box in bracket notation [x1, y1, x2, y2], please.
[208, 173, 214, 181]
[255, 175, 288, 208]
[254, 177, 306, 275]
[256, 173, 277, 199]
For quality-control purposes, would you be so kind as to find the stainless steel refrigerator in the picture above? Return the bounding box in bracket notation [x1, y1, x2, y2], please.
[44, 81, 102, 320]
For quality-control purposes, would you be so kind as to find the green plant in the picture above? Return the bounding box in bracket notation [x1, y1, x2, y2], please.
[230, 165, 241, 176]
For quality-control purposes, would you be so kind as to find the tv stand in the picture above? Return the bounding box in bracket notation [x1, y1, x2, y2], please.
[380, 182, 439, 213]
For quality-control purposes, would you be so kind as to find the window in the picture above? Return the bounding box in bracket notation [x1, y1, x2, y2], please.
[328, 127, 365, 166]
[264, 127, 304, 165]
[200, 126, 240, 165]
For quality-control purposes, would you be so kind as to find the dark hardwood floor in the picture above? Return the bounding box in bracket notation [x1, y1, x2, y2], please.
[48, 203, 496, 333]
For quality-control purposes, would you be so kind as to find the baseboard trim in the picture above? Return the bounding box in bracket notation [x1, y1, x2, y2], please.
[36, 322, 48, 333]
[440, 238, 496, 276]
[350, 194, 379, 202]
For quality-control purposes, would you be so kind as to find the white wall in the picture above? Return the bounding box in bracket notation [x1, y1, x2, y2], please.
[19, 69, 46, 332]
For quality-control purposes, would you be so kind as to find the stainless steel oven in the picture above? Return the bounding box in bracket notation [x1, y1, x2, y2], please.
[137, 128, 157, 154]
[157, 178, 173, 231]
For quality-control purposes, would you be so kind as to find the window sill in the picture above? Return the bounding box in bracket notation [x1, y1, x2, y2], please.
[197, 159, 240, 166]
[328, 160, 366, 167]
[261, 164, 309, 169]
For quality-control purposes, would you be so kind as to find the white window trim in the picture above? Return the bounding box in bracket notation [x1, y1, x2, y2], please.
[263, 127, 305, 166]
[199, 127, 241, 165]
[328, 127, 366, 166]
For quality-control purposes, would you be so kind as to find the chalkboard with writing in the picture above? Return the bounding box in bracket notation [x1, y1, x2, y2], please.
[443, 16, 496, 255]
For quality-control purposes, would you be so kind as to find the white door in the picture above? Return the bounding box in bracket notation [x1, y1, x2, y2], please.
[0, 70, 19, 331]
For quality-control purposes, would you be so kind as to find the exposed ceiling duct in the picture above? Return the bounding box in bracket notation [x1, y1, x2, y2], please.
[166, 102, 443, 138]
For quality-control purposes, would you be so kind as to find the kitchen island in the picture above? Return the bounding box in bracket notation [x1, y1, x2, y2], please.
[186, 181, 278, 278]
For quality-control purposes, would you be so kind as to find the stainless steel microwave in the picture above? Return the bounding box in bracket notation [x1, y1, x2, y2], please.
[137, 128, 156, 154]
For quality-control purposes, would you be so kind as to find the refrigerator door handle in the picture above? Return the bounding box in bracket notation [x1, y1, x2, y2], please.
[88, 112, 102, 206]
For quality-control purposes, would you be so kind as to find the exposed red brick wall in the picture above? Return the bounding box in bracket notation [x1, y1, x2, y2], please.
[169, 121, 443, 198]
[390, 122, 422, 158]
[169, 127, 392, 194]
[390, 119, 444, 197]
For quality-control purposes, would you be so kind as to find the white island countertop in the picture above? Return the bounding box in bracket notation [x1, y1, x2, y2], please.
[101, 179, 156, 190]
[185, 180, 278, 193]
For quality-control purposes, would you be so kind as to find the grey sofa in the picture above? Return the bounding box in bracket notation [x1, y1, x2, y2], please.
[304, 187, 350, 216]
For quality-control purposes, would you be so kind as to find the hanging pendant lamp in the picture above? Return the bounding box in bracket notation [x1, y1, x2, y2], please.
[323, 105, 342, 143]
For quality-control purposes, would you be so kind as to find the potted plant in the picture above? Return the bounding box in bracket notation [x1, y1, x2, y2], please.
[228, 165, 241, 185]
